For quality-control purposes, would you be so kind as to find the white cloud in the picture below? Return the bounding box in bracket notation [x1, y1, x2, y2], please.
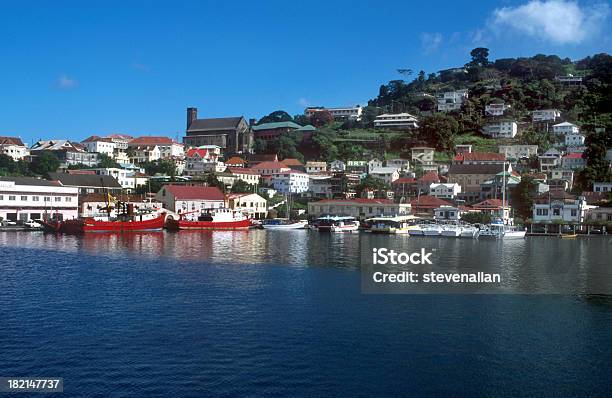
[298, 98, 310, 107]
[420, 32, 443, 54]
[56, 75, 78, 90]
[490, 0, 610, 44]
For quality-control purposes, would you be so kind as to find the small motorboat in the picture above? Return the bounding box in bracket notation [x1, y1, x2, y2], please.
[261, 219, 308, 230]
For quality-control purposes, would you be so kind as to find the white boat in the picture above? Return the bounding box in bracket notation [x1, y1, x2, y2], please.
[441, 224, 462, 237]
[315, 216, 360, 232]
[460, 226, 480, 238]
[408, 227, 424, 236]
[421, 224, 443, 236]
[366, 215, 420, 234]
[261, 219, 308, 230]
[479, 220, 526, 239]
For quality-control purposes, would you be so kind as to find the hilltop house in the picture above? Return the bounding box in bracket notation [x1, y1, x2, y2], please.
[538, 149, 562, 172]
[485, 102, 510, 116]
[454, 152, 506, 165]
[429, 183, 461, 199]
[252, 121, 302, 142]
[30, 140, 99, 168]
[369, 167, 400, 185]
[82, 136, 116, 157]
[411, 147, 435, 166]
[532, 109, 561, 123]
[481, 121, 518, 138]
[386, 158, 411, 173]
[305, 161, 327, 174]
[128, 137, 184, 159]
[184, 107, 252, 154]
[304, 106, 362, 121]
[565, 133, 585, 147]
[184, 148, 219, 176]
[437, 89, 468, 112]
[226, 167, 260, 186]
[561, 153, 586, 170]
[498, 145, 538, 161]
[0, 136, 28, 160]
[329, 160, 347, 172]
[373, 113, 418, 130]
[553, 122, 579, 135]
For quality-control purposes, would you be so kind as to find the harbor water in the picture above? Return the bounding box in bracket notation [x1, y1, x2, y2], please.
[1, 231, 611, 396]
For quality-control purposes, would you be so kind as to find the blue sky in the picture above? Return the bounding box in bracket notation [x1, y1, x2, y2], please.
[1, 0, 610, 144]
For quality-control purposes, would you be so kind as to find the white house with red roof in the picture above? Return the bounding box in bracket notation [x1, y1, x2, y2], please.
[81, 136, 116, 157]
[272, 170, 309, 194]
[156, 185, 225, 215]
[561, 153, 586, 170]
[252, 161, 290, 184]
[307, 198, 410, 219]
[226, 167, 260, 185]
[0, 136, 28, 160]
[128, 136, 184, 159]
[184, 148, 220, 176]
[227, 193, 267, 219]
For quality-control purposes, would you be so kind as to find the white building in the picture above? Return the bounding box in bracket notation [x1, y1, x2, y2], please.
[481, 121, 518, 138]
[532, 191, 586, 223]
[87, 167, 148, 191]
[367, 159, 383, 172]
[485, 102, 510, 116]
[538, 149, 562, 172]
[593, 182, 612, 193]
[130, 145, 161, 164]
[329, 160, 346, 172]
[0, 177, 78, 222]
[553, 122, 579, 135]
[434, 206, 464, 221]
[429, 183, 461, 199]
[184, 148, 219, 176]
[386, 158, 410, 173]
[437, 89, 468, 112]
[307, 174, 333, 198]
[565, 133, 585, 147]
[411, 147, 435, 165]
[369, 167, 400, 184]
[498, 145, 538, 160]
[305, 161, 328, 174]
[0, 136, 29, 161]
[227, 193, 267, 219]
[532, 109, 561, 123]
[128, 137, 184, 159]
[373, 113, 418, 130]
[156, 185, 225, 215]
[304, 106, 362, 121]
[308, 198, 410, 219]
[272, 170, 309, 194]
[81, 136, 116, 157]
[226, 167, 261, 186]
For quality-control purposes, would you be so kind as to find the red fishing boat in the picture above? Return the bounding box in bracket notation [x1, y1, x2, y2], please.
[60, 213, 167, 234]
[165, 208, 250, 230]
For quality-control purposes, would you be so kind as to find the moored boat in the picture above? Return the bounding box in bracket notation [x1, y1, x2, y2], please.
[421, 224, 443, 236]
[366, 215, 419, 234]
[441, 224, 462, 237]
[261, 218, 308, 230]
[460, 226, 480, 238]
[315, 216, 360, 232]
[165, 208, 250, 231]
[478, 219, 526, 239]
[64, 213, 167, 234]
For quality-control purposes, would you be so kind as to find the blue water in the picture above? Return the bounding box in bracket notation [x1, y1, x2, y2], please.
[1, 231, 612, 397]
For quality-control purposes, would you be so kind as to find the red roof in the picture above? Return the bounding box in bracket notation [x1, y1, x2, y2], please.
[563, 153, 583, 159]
[281, 158, 304, 166]
[455, 152, 506, 162]
[274, 170, 308, 176]
[226, 156, 246, 165]
[392, 177, 417, 184]
[410, 195, 452, 209]
[186, 148, 208, 157]
[162, 185, 224, 200]
[313, 198, 395, 205]
[418, 171, 440, 183]
[472, 199, 504, 209]
[0, 136, 25, 146]
[129, 136, 180, 145]
[227, 167, 260, 175]
[253, 161, 289, 171]
[66, 169, 97, 175]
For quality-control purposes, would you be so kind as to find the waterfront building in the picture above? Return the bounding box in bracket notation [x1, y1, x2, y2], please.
[0, 177, 79, 222]
[410, 195, 453, 216]
[30, 140, 99, 168]
[272, 170, 309, 194]
[226, 193, 267, 219]
[553, 122, 579, 135]
[584, 207, 612, 225]
[305, 161, 327, 174]
[434, 206, 464, 221]
[0, 136, 29, 160]
[184, 107, 252, 154]
[48, 172, 123, 195]
[480, 171, 521, 201]
[392, 177, 418, 198]
[304, 106, 362, 121]
[437, 89, 468, 112]
[84, 167, 149, 192]
[532, 109, 561, 123]
[307, 198, 410, 219]
[252, 121, 302, 142]
[330, 172, 361, 198]
[373, 113, 418, 130]
[429, 183, 461, 199]
[481, 120, 518, 138]
[471, 199, 510, 221]
[411, 147, 435, 165]
[498, 145, 538, 161]
[156, 185, 225, 214]
[532, 191, 587, 223]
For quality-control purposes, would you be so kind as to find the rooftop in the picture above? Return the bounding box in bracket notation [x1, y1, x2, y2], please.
[161, 185, 225, 200]
[251, 121, 302, 131]
[187, 117, 245, 132]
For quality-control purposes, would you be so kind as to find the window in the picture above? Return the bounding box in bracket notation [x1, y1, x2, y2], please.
[44, 197, 51, 202]
[9, 195, 16, 201]
[21, 195, 27, 201]
[0, 195, 3, 200]
[571, 209, 577, 217]
[33, 196, 39, 201]
[66, 197, 72, 202]
[55, 197, 61, 202]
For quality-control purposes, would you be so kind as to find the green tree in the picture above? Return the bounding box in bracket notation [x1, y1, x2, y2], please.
[511, 175, 537, 220]
[469, 47, 490, 67]
[310, 110, 334, 127]
[418, 114, 459, 152]
[257, 110, 293, 125]
[98, 153, 120, 168]
[253, 139, 268, 154]
[460, 212, 491, 224]
[355, 176, 390, 196]
[142, 159, 177, 177]
[231, 179, 255, 193]
[29, 152, 60, 175]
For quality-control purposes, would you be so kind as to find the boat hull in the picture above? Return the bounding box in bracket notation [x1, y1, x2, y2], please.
[166, 218, 250, 231]
[76, 214, 166, 233]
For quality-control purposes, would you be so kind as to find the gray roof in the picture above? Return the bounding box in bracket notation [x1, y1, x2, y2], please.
[47, 173, 122, 188]
[448, 164, 507, 175]
[0, 176, 60, 187]
[187, 117, 245, 132]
